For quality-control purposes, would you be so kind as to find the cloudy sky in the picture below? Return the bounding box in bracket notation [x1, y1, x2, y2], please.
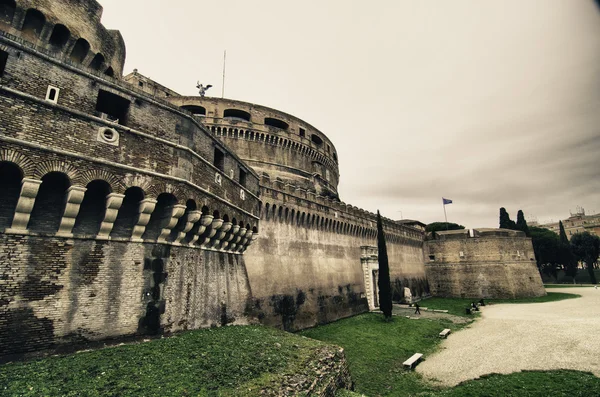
[99, 0, 600, 228]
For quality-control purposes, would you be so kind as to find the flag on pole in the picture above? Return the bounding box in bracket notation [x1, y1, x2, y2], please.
[443, 198, 453, 205]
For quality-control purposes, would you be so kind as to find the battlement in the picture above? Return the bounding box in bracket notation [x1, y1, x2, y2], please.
[426, 228, 526, 241]
[0, 0, 125, 76]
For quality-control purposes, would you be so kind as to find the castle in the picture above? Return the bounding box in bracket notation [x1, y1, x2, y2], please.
[0, 0, 544, 358]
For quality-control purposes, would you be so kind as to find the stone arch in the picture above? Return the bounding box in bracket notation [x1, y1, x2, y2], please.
[104, 66, 114, 77]
[290, 209, 295, 225]
[70, 38, 90, 64]
[284, 207, 289, 223]
[48, 23, 70, 49]
[21, 8, 45, 41]
[0, 149, 35, 177]
[142, 192, 178, 241]
[75, 169, 124, 194]
[263, 202, 270, 220]
[0, 0, 16, 26]
[110, 186, 145, 239]
[0, 161, 23, 230]
[72, 179, 111, 237]
[271, 204, 277, 220]
[34, 160, 79, 182]
[277, 206, 283, 222]
[90, 53, 105, 71]
[28, 171, 70, 234]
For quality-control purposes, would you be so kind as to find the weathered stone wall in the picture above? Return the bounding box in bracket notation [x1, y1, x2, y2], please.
[425, 229, 546, 299]
[244, 181, 428, 331]
[0, 234, 252, 357]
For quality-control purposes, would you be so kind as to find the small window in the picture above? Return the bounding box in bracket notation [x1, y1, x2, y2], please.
[429, 255, 435, 262]
[264, 117, 289, 130]
[45, 85, 59, 103]
[223, 109, 251, 121]
[181, 105, 206, 116]
[214, 148, 225, 171]
[459, 251, 464, 258]
[138, 81, 144, 87]
[0, 50, 8, 77]
[104, 67, 114, 77]
[95, 89, 130, 125]
[311, 134, 323, 146]
[239, 168, 247, 187]
[299, 127, 306, 137]
[326, 144, 330, 153]
[333, 152, 338, 161]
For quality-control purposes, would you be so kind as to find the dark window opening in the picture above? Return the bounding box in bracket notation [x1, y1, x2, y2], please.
[95, 89, 130, 125]
[0, 49, 8, 77]
[0, 0, 16, 25]
[104, 67, 114, 77]
[72, 180, 111, 236]
[49, 24, 70, 49]
[326, 144, 330, 153]
[21, 9, 45, 40]
[264, 117, 289, 130]
[214, 148, 225, 171]
[181, 105, 206, 116]
[429, 255, 435, 261]
[311, 134, 323, 146]
[0, 161, 23, 230]
[142, 193, 178, 241]
[138, 81, 144, 87]
[70, 38, 90, 64]
[299, 127, 306, 137]
[28, 172, 70, 234]
[90, 53, 105, 70]
[239, 168, 247, 187]
[333, 152, 338, 161]
[47, 87, 57, 101]
[110, 187, 144, 239]
[223, 108, 251, 122]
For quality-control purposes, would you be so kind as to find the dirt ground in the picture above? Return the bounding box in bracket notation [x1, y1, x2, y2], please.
[416, 287, 600, 386]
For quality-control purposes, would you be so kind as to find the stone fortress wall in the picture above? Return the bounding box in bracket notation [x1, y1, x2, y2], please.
[0, 0, 262, 357]
[0, 0, 544, 358]
[425, 229, 546, 299]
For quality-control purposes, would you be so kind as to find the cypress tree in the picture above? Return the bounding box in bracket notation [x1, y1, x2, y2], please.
[559, 221, 578, 280]
[499, 207, 517, 230]
[516, 210, 530, 237]
[376, 210, 392, 320]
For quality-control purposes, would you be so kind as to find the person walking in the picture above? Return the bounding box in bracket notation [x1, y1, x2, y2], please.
[414, 303, 421, 315]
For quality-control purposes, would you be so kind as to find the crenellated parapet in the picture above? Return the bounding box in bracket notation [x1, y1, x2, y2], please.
[257, 178, 423, 247]
[0, 0, 126, 76]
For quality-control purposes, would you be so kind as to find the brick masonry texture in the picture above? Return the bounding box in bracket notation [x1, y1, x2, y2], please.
[0, 0, 543, 362]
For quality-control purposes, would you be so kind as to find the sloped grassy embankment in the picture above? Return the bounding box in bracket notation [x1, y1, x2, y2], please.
[0, 325, 350, 396]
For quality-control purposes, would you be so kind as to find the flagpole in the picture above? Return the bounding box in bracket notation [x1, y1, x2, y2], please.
[221, 50, 226, 98]
[443, 198, 448, 230]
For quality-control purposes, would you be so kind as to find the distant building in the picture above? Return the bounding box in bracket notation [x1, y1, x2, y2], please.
[535, 209, 600, 240]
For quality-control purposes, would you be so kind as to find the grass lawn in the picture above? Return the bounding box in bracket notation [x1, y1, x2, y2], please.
[0, 325, 335, 397]
[422, 370, 600, 397]
[544, 284, 595, 288]
[420, 292, 581, 317]
[300, 313, 460, 396]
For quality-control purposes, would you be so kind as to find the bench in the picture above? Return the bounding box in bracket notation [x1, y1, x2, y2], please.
[439, 328, 451, 338]
[403, 353, 423, 369]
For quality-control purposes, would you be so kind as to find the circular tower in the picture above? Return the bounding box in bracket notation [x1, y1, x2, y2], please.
[170, 97, 340, 199]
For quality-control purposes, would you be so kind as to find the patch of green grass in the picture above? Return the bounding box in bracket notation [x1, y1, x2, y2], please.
[544, 284, 594, 288]
[300, 313, 461, 396]
[421, 292, 580, 317]
[335, 389, 366, 397]
[422, 370, 600, 396]
[0, 325, 331, 397]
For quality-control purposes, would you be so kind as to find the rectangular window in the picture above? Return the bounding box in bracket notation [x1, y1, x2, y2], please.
[0, 50, 8, 77]
[239, 168, 247, 187]
[299, 127, 306, 137]
[214, 148, 225, 171]
[429, 255, 435, 262]
[95, 89, 130, 125]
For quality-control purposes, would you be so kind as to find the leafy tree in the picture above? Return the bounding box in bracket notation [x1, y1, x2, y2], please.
[499, 207, 517, 230]
[529, 226, 560, 280]
[516, 210, 530, 237]
[570, 232, 600, 285]
[376, 210, 392, 320]
[425, 222, 465, 233]
[559, 221, 578, 280]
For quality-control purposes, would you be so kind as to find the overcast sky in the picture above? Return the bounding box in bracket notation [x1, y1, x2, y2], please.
[99, 0, 600, 228]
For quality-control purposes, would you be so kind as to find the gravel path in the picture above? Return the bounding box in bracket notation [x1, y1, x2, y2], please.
[417, 287, 600, 386]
